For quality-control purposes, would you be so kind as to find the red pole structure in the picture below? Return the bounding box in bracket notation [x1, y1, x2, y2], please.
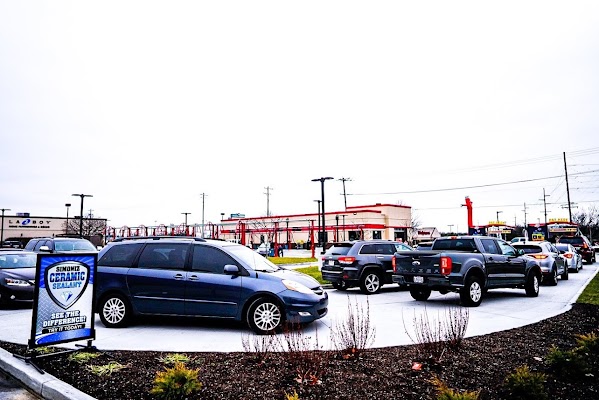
[462, 196, 474, 228]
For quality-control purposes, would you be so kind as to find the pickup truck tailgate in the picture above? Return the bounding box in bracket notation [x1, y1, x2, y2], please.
[395, 251, 441, 274]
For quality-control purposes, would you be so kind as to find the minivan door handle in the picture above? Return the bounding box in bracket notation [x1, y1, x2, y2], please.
[188, 275, 199, 281]
[173, 274, 185, 280]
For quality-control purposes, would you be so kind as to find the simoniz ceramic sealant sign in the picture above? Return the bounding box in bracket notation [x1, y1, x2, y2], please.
[29, 253, 97, 347]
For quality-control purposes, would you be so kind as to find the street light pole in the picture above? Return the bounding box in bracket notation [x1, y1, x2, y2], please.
[1, 208, 11, 244]
[335, 215, 339, 240]
[448, 224, 454, 234]
[182, 212, 191, 235]
[496, 211, 503, 223]
[314, 200, 321, 245]
[312, 177, 334, 252]
[342, 214, 347, 240]
[71, 194, 93, 238]
[286, 218, 289, 251]
[65, 203, 71, 234]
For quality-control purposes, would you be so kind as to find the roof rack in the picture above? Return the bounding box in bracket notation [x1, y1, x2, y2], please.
[112, 236, 207, 243]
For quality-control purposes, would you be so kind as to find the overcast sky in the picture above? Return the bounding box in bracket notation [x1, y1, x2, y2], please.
[1, 1, 598, 232]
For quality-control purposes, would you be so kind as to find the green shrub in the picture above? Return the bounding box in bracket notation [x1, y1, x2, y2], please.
[150, 361, 202, 400]
[430, 376, 480, 400]
[503, 365, 547, 400]
[546, 345, 588, 377]
[575, 331, 599, 355]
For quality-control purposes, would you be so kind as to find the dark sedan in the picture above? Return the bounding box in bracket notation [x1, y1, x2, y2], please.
[0, 250, 37, 306]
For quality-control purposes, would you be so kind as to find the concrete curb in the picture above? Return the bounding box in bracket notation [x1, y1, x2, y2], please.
[0, 347, 96, 400]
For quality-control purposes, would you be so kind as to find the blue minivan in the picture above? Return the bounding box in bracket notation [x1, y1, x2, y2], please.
[95, 237, 328, 334]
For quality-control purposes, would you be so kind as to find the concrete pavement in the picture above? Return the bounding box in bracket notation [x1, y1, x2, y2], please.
[0, 261, 597, 399]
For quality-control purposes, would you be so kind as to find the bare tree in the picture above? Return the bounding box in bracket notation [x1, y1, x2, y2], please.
[572, 205, 599, 241]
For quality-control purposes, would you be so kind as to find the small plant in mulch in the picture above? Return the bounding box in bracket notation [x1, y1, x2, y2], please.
[68, 351, 101, 364]
[403, 305, 470, 368]
[330, 296, 376, 359]
[150, 361, 202, 400]
[278, 323, 328, 386]
[88, 361, 128, 376]
[157, 352, 191, 365]
[546, 345, 587, 377]
[284, 390, 300, 400]
[430, 376, 480, 400]
[240, 330, 278, 365]
[503, 365, 548, 400]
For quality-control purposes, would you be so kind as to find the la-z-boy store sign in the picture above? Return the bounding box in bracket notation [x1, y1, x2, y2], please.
[7, 218, 56, 230]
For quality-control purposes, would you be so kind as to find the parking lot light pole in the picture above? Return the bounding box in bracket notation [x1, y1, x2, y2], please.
[72, 194, 93, 238]
[1, 208, 11, 244]
[312, 177, 334, 252]
[182, 212, 191, 234]
[65, 203, 71, 234]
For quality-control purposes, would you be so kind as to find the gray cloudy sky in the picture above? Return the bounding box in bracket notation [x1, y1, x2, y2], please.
[1, 1, 598, 232]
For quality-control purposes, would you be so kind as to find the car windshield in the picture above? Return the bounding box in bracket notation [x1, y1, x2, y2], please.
[558, 237, 583, 245]
[227, 245, 280, 272]
[54, 240, 97, 251]
[324, 243, 352, 256]
[513, 245, 543, 254]
[0, 253, 37, 269]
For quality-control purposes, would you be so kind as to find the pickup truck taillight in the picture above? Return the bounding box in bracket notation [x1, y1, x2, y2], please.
[338, 256, 355, 265]
[440, 256, 452, 275]
[532, 254, 548, 260]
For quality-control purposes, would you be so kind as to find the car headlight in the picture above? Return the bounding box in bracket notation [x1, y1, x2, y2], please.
[5, 278, 30, 286]
[282, 279, 313, 294]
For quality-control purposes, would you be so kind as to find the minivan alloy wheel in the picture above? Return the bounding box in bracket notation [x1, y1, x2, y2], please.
[248, 298, 283, 334]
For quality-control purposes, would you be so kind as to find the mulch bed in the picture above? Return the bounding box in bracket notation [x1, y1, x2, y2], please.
[1, 303, 598, 400]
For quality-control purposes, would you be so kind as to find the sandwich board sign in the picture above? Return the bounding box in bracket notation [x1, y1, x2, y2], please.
[29, 253, 97, 348]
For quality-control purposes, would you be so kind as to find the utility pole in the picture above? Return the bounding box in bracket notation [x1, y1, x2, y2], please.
[563, 151, 573, 222]
[540, 188, 550, 229]
[338, 177, 352, 210]
[264, 186, 273, 216]
[523, 202, 528, 227]
[200, 193, 207, 238]
[72, 194, 93, 238]
[0, 208, 10, 244]
[448, 224, 454, 233]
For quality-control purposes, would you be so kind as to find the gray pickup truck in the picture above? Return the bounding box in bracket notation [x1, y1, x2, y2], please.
[391, 236, 542, 306]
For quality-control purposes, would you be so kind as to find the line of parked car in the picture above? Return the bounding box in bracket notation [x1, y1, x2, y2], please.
[320, 234, 596, 307]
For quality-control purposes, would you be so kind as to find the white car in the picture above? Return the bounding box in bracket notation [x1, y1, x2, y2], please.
[256, 243, 270, 256]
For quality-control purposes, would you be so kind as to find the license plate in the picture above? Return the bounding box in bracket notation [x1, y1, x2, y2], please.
[413, 276, 424, 283]
[328, 260, 334, 266]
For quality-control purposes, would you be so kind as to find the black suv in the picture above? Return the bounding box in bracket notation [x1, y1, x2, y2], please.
[557, 235, 596, 264]
[24, 237, 97, 253]
[320, 240, 413, 294]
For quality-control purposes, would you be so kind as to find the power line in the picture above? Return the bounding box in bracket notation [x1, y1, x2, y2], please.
[350, 169, 599, 196]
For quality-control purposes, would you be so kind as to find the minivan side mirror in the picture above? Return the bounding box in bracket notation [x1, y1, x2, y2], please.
[38, 245, 51, 253]
[223, 264, 240, 276]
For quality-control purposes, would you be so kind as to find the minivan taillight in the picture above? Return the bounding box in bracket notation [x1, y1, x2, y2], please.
[440, 256, 452, 275]
[338, 256, 355, 265]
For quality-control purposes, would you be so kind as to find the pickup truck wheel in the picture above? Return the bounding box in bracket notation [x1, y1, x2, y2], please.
[332, 281, 348, 291]
[409, 287, 431, 301]
[460, 276, 483, 307]
[360, 271, 382, 295]
[547, 266, 558, 286]
[525, 272, 540, 297]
